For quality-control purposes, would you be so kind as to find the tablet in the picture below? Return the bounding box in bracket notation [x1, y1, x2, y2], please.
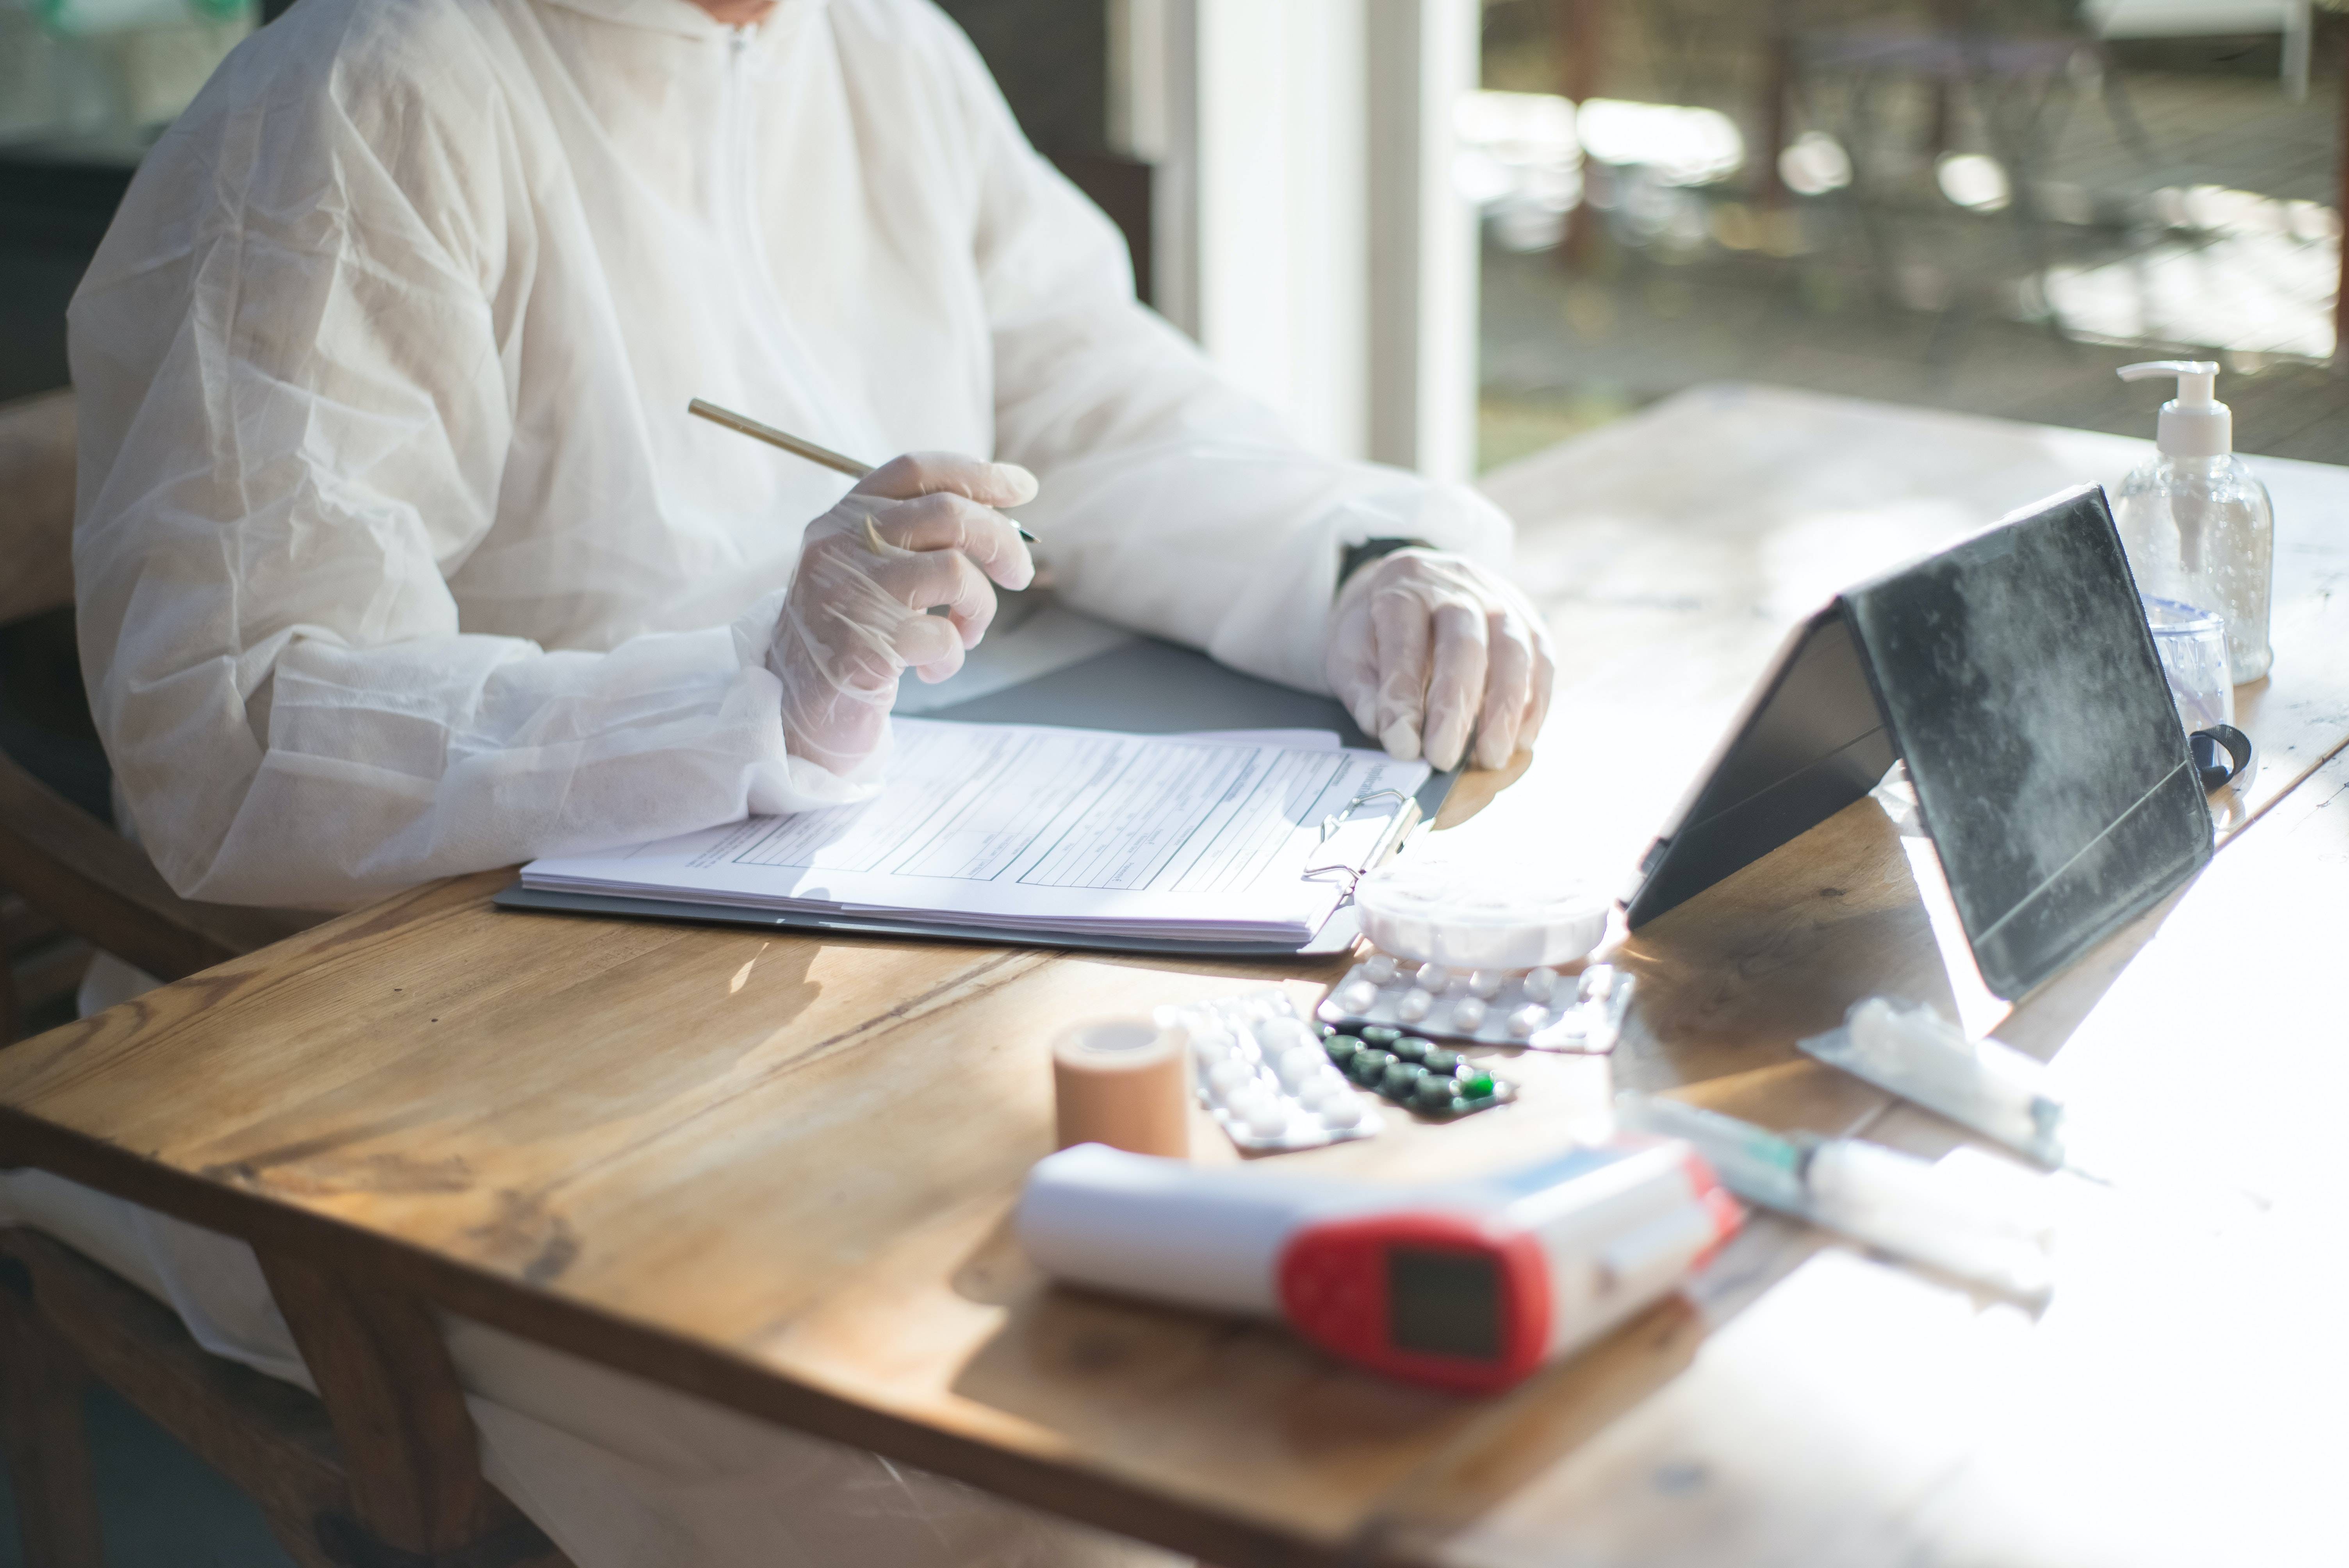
[1625, 485, 2212, 1000]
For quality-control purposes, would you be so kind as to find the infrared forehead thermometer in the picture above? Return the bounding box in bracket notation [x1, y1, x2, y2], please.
[1017, 1140, 1740, 1392]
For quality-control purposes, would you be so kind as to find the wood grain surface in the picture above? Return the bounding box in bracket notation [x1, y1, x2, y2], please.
[3, 386, 2344, 1566]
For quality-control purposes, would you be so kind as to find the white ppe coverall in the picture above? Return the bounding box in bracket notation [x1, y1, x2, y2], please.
[13, 0, 1518, 1562]
[69, 0, 1510, 911]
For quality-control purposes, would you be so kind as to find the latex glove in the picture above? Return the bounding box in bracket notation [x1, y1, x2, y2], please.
[1326, 548, 1555, 772]
[769, 453, 1037, 777]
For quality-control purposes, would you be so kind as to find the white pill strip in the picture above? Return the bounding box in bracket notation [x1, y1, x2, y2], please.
[1157, 989, 1383, 1152]
[1317, 955, 1635, 1053]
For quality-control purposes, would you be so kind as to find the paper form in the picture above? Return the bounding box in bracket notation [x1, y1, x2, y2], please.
[521, 719, 1430, 942]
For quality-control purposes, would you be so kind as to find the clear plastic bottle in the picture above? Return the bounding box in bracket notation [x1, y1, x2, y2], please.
[2110, 361, 2274, 682]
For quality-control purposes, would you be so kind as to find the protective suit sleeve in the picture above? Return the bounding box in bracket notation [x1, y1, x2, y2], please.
[942, 23, 1516, 698]
[67, 30, 838, 911]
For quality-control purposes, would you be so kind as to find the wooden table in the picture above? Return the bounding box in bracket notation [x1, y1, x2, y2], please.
[5, 384, 2346, 1567]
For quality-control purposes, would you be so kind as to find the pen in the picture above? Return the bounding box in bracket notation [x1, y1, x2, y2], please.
[688, 397, 1039, 542]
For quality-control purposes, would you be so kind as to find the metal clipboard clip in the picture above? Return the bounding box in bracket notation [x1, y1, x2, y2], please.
[1301, 788, 1420, 898]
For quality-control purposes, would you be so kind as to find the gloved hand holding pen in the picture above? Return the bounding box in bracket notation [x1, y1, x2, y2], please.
[768, 453, 1037, 777]
[1325, 549, 1556, 773]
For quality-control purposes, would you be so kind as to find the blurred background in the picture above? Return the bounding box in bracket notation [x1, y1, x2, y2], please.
[0, 0, 2341, 1553]
[1470, 0, 2349, 468]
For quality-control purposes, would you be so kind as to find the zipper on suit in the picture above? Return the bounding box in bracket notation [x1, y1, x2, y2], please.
[715, 22, 864, 466]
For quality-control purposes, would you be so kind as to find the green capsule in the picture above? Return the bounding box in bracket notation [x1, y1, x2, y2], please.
[1324, 1035, 1359, 1065]
[1391, 1036, 1431, 1063]
[1461, 1074, 1496, 1099]
[1380, 1061, 1429, 1099]
[1410, 1076, 1456, 1112]
[1359, 1026, 1403, 1047]
[1421, 1047, 1459, 1074]
[1349, 1049, 1395, 1086]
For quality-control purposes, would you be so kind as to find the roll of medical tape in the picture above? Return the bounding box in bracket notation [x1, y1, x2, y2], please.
[1052, 1019, 1192, 1158]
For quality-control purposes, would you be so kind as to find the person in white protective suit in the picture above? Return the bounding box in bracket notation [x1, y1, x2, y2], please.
[2, 0, 1558, 1561]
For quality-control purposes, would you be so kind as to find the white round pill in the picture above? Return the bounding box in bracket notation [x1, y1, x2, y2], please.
[1467, 969, 1504, 999]
[1396, 988, 1434, 1023]
[1276, 1046, 1323, 1086]
[1338, 980, 1378, 1013]
[1241, 1100, 1289, 1138]
[1207, 1058, 1254, 1094]
[1508, 1004, 1549, 1038]
[1451, 997, 1488, 1031]
[1580, 966, 1613, 1003]
[1305, 1076, 1355, 1114]
[1415, 962, 1451, 991]
[1521, 966, 1559, 1003]
[1319, 1095, 1363, 1129]
[1255, 1016, 1311, 1052]
[1364, 953, 1400, 984]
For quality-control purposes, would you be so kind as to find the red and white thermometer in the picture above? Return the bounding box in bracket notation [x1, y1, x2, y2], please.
[1016, 1140, 1740, 1392]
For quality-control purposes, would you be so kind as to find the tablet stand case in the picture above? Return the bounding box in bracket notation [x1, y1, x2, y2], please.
[1624, 485, 2213, 1000]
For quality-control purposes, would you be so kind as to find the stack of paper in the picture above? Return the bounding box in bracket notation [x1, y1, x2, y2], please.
[520, 719, 1430, 945]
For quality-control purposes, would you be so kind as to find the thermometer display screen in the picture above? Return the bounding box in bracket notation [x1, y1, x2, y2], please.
[1386, 1246, 1501, 1361]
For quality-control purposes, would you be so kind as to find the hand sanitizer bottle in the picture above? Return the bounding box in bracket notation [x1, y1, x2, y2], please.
[2111, 361, 2274, 682]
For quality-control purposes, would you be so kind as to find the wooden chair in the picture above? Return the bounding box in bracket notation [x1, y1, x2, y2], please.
[0, 389, 571, 1568]
[0, 891, 84, 1049]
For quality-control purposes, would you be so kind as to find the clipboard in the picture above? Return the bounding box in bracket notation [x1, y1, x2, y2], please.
[495, 608, 1455, 955]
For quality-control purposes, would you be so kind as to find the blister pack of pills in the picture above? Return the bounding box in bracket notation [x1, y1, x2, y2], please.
[1321, 1026, 1516, 1119]
[1799, 998, 2068, 1169]
[1160, 991, 1384, 1153]
[1316, 955, 1634, 1053]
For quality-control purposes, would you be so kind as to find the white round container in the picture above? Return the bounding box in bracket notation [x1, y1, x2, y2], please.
[1353, 859, 1612, 969]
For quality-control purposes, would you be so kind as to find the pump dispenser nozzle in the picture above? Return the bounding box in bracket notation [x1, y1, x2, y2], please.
[2110, 357, 2274, 684]
[2117, 360, 2229, 458]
